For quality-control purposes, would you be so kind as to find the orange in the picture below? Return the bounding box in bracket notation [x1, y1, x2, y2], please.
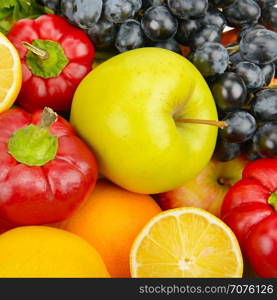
[0, 32, 22, 112]
[62, 179, 162, 277]
[269, 77, 277, 87]
[0, 226, 110, 278]
[130, 207, 243, 278]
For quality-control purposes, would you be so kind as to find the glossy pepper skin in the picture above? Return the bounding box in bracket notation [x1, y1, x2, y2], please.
[0, 108, 98, 225]
[221, 159, 277, 278]
[7, 15, 95, 112]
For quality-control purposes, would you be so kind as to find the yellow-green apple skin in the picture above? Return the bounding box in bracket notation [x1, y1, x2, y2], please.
[70, 48, 218, 194]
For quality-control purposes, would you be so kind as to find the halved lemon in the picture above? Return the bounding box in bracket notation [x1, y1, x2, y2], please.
[0, 32, 22, 113]
[130, 207, 243, 278]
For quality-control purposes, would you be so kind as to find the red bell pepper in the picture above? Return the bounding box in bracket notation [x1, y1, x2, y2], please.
[7, 14, 94, 112]
[0, 107, 98, 225]
[221, 158, 277, 278]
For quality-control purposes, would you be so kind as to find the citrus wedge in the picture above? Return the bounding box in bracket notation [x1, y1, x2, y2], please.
[0, 32, 22, 112]
[130, 207, 243, 278]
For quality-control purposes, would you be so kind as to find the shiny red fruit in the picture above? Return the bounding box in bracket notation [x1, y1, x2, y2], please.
[7, 15, 95, 112]
[221, 158, 277, 278]
[0, 108, 98, 225]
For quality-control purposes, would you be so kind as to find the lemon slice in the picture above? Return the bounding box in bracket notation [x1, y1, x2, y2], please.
[130, 207, 243, 278]
[0, 32, 22, 112]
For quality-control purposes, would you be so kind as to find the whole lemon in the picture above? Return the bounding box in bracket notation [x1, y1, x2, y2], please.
[0, 226, 110, 278]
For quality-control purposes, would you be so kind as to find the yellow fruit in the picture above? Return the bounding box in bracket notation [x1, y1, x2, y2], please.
[62, 179, 162, 277]
[130, 207, 243, 278]
[0, 32, 22, 113]
[0, 226, 110, 278]
[71, 48, 218, 194]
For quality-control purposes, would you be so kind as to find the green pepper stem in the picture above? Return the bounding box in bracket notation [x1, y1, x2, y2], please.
[39, 107, 58, 129]
[8, 107, 58, 167]
[268, 192, 277, 212]
[22, 41, 49, 60]
[175, 118, 228, 129]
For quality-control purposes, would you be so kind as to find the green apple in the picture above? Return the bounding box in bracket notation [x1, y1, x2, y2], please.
[70, 48, 218, 194]
[157, 156, 249, 217]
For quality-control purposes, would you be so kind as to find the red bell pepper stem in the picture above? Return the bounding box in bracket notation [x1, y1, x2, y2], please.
[22, 41, 49, 60]
[268, 192, 277, 212]
[8, 107, 58, 167]
[7, 15, 95, 112]
[38, 107, 58, 129]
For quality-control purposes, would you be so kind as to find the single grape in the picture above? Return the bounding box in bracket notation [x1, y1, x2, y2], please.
[260, 62, 276, 85]
[245, 141, 263, 161]
[62, 0, 103, 29]
[151, 39, 182, 54]
[60, 0, 75, 23]
[238, 24, 265, 42]
[142, 0, 166, 9]
[262, 3, 277, 31]
[253, 122, 277, 158]
[190, 25, 221, 49]
[259, 0, 276, 8]
[115, 19, 144, 52]
[211, 72, 248, 112]
[209, 0, 236, 8]
[175, 19, 201, 45]
[37, 0, 60, 11]
[223, 0, 261, 27]
[131, 0, 142, 10]
[200, 7, 226, 31]
[214, 138, 241, 162]
[141, 6, 178, 41]
[191, 42, 229, 77]
[234, 62, 264, 90]
[167, 0, 208, 19]
[220, 111, 257, 143]
[88, 19, 117, 49]
[251, 89, 277, 121]
[104, 0, 138, 24]
[240, 29, 277, 65]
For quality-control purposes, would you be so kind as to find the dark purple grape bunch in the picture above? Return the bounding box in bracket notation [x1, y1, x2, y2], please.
[208, 0, 277, 163]
[43, 0, 224, 54]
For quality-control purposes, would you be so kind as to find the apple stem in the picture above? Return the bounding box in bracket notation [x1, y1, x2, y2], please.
[218, 177, 232, 188]
[176, 119, 228, 129]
